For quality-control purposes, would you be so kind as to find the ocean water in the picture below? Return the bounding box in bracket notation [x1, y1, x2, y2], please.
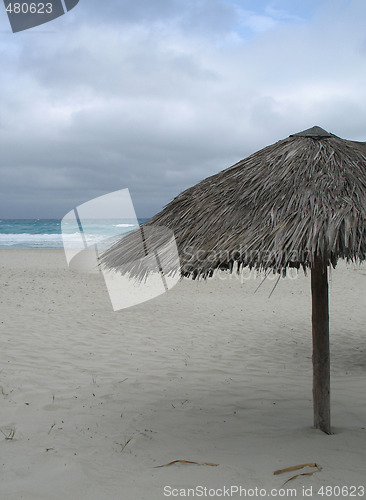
[0, 219, 149, 249]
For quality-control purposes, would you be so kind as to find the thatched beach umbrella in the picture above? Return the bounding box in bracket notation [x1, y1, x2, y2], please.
[101, 126, 366, 434]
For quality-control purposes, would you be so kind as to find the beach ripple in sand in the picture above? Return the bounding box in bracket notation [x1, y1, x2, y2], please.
[0, 251, 366, 499]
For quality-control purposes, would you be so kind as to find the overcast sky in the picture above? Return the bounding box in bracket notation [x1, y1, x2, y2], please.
[1, 0, 366, 218]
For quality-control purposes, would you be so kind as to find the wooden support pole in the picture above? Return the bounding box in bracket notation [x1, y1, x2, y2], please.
[311, 256, 331, 434]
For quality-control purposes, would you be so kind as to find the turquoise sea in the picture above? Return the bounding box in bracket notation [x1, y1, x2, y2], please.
[0, 219, 149, 249]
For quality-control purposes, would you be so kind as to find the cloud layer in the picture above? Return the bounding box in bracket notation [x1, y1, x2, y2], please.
[1, 0, 366, 218]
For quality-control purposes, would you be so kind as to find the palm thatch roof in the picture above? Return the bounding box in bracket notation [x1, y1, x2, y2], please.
[100, 126, 366, 279]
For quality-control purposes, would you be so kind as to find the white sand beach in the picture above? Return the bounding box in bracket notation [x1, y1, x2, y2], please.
[1, 250, 366, 499]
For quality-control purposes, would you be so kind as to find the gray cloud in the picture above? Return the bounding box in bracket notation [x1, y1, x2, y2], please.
[1, 0, 366, 218]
